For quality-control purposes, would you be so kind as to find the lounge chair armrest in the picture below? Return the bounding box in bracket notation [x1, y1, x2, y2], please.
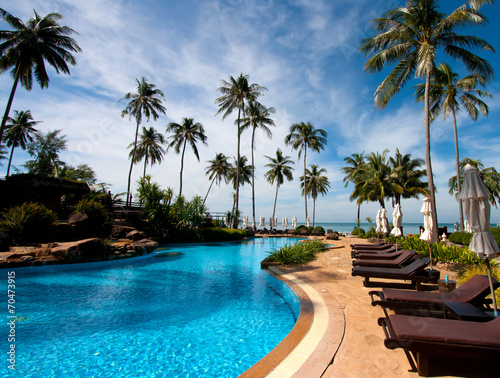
[369, 290, 383, 306]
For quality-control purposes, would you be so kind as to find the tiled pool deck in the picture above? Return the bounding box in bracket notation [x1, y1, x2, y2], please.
[242, 236, 466, 378]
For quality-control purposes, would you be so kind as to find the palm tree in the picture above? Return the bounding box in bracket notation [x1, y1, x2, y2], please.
[228, 155, 252, 224]
[128, 126, 165, 179]
[166, 117, 208, 197]
[358, 150, 392, 209]
[300, 165, 330, 228]
[23, 129, 67, 176]
[415, 63, 491, 231]
[204, 153, 232, 205]
[389, 149, 428, 206]
[3, 110, 39, 176]
[215, 73, 266, 227]
[360, 0, 494, 240]
[240, 101, 276, 230]
[0, 9, 81, 143]
[449, 158, 500, 209]
[121, 77, 166, 206]
[284, 122, 327, 221]
[264, 149, 294, 231]
[341, 152, 366, 229]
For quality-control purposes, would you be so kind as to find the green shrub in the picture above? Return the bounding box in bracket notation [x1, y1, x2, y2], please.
[313, 226, 325, 235]
[294, 225, 307, 233]
[198, 227, 252, 242]
[0, 202, 58, 244]
[73, 198, 108, 226]
[458, 264, 500, 307]
[267, 240, 326, 265]
[352, 227, 365, 236]
[364, 227, 377, 238]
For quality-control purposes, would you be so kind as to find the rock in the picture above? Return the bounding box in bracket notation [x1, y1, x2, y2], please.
[50, 238, 110, 262]
[126, 230, 147, 241]
[130, 239, 158, 253]
[68, 212, 89, 225]
[111, 225, 136, 239]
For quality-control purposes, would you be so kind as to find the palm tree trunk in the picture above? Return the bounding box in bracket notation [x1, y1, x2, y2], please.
[143, 157, 148, 179]
[251, 127, 256, 230]
[272, 183, 279, 231]
[126, 120, 140, 207]
[452, 108, 464, 232]
[357, 202, 361, 229]
[233, 107, 242, 229]
[203, 177, 216, 205]
[312, 197, 316, 228]
[424, 71, 439, 241]
[179, 139, 187, 196]
[303, 146, 308, 222]
[6, 145, 15, 177]
[0, 67, 21, 145]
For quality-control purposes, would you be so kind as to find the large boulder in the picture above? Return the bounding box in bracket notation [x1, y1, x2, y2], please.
[111, 224, 136, 239]
[51, 238, 110, 262]
[126, 230, 147, 241]
[131, 239, 159, 254]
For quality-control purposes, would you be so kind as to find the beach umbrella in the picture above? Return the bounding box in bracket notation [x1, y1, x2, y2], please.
[375, 209, 382, 234]
[282, 217, 285, 227]
[381, 208, 389, 234]
[243, 216, 248, 228]
[391, 204, 402, 250]
[459, 164, 499, 316]
[464, 219, 472, 233]
[420, 197, 438, 269]
[252, 220, 255, 229]
[306, 216, 310, 228]
[285, 217, 289, 228]
[223, 217, 227, 227]
[274, 217, 278, 228]
[292, 216, 297, 228]
[259, 216, 264, 228]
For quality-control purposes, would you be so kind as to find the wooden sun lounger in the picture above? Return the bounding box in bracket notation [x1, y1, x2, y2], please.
[351, 242, 393, 251]
[378, 314, 500, 376]
[351, 246, 398, 258]
[352, 250, 414, 268]
[351, 257, 439, 290]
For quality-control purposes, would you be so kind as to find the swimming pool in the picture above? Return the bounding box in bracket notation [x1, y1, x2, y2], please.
[2, 237, 300, 377]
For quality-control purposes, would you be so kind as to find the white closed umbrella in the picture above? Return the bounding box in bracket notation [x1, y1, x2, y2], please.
[285, 217, 289, 228]
[381, 208, 389, 234]
[459, 164, 499, 316]
[292, 216, 297, 228]
[243, 216, 248, 228]
[375, 209, 382, 236]
[274, 217, 278, 228]
[464, 219, 472, 233]
[259, 216, 264, 228]
[306, 216, 310, 227]
[282, 217, 286, 227]
[391, 204, 403, 250]
[223, 217, 227, 227]
[420, 197, 438, 269]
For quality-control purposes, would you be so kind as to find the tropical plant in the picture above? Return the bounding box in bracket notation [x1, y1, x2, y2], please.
[128, 126, 165, 179]
[227, 155, 252, 222]
[459, 264, 500, 307]
[388, 149, 427, 205]
[358, 150, 392, 209]
[266, 240, 326, 266]
[360, 0, 494, 240]
[284, 122, 327, 222]
[300, 164, 330, 228]
[449, 158, 500, 209]
[215, 73, 266, 227]
[3, 110, 40, 176]
[415, 63, 491, 231]
[264, 148, 294, 231]
[0, 9, 81, 143]
[73, 198, 108, 227]
[204, 153, 232, 205]
[57, 163, 97, 185]
[240, 101, 275, 230]
[166, 117, 207, 196]
[121, 77, 166, 206]
[342, 152, 366, 229]
[23, 129, 67, 176]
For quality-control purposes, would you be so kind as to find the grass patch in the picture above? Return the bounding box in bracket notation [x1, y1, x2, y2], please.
[266, 240, 326, 266]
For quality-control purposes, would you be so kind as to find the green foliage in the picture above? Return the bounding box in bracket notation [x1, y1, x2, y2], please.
[0, 202, 57, 244]
[198, 228, 252, 242]
[267, 240, 326, 265]
[295, 225, 307, 233]
[313, 226, 325, 235]
[73, 198, 108, 226]
[458, 264, 500, 307]
[352, 227, 365, 236]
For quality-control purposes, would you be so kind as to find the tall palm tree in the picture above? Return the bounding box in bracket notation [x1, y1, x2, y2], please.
[128, 126, 165, 179]
[264, 148, 294, 231]
[360, 0, 494, 240]
[415, 63, 491, 231]
[240, 101, 276, 230]
[341, 152, 366, 229]
[0, 9, 81, 143]
[121, 77, 166, 206]
[300, 165, 330, 228]
[215, 73, 266, 228]
[166, 117, 208, 197]
[227, 155, 252, 224]
[449, 157, 500, 209]
[388, 149, 428, 206]
[204, 153, 232, 205]
[3, 109, 39, 176]
[358, 150, 392, 209]
[284, 121, 327, 222]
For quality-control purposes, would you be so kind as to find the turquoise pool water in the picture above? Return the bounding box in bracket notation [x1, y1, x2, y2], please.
[2, 237, 300, 377]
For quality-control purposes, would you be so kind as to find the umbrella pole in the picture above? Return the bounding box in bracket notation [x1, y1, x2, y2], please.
[429, 244, 433, 270]
[485, 258, 498, 317]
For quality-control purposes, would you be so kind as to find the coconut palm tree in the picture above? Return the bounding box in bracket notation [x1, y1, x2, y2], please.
[264, 148, 294, 231]
[0, 9, 81, 143]
[204, 153, 232, 205]
[227, 155, 252, 225]
[449, 158, 500, 209]
[389, 149, 428, 206]
[23, 129, 67, 176]
[360, 0, 494, 240]
[341, 152, 366, 229]
[166, 117, 208, 197]
[300, 165, 330, 228]
[284, 122, 327, 222]
[415, 63, 491, 231]
[121, 77, 166, 206]
[3, 110, 39, 176]
[358, 150, 392, 209]
[240, 101, 276, 230]
[215, 73, 266, 227]
[128, 126, 165, 179]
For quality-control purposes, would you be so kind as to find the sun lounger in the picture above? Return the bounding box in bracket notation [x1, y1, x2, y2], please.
[350, 242, 390, 250]
[378, 313, 500, 376]
[352, 248, 407, 259]
[352, 250, 414, 268]
[351, 257, 439, 290]
[351, 246, 398, 258]
[369, 274, 499, 316]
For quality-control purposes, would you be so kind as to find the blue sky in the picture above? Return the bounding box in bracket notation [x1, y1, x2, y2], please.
[1, 0, 499, 225]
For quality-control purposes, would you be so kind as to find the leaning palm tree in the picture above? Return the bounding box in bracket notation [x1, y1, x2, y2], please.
[227, 155, 252, 224]
[240, 101, 276, 230]
[360, 0, 494, 240]
[0, 9, 81, 143]
[284, 121, 327, 222]
[389, 149, 428, 206]
[215, 73, 266, 228]
[341, 152, 366, 229]
[3, 110, 39, 176]
[128, 126, 165, 179]
[300, 165, 330, 228]
[415, 63, 491, 231]
[204, 153, 232, 205]
[264, 148, 294, 231]
[121, 77, 166, 206]
[166, 117, 208, 197]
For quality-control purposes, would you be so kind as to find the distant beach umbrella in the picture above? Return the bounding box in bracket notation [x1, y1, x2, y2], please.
[454, 222, 459, 232]
[391, 204, 403, 237]
[381, 208, 389, 234]
[259, 216, 264, 228]
[459, 164, 500, 316]
[224, 217, 227, 227]
[243, 216, 248, 227]
[282, 217, 286, 227]
[464, 219, 472, 233]
[252, 220, 255, 228]
[306, 216, 310, 227]
[274, 217, 278, 228]
[292, 216, 297, 228]
[375, 209, 382, 234]
[420, 197, 438, 269]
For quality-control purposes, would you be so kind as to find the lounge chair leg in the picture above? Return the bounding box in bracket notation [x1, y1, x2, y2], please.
[416, 352, 429, 377]
[364, 277, 369, 287]
[403, 349, 417, 372]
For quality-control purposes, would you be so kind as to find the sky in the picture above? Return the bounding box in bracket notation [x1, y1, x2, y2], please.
[1, 0, 500, 226]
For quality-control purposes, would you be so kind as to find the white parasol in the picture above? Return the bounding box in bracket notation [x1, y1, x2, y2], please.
[284, 217, 289, 228]
[292, 216, 297, 228]
[381, 208, 389, 234]
[391, 204, 403, 250]
[243, 216, 248, 228]
[376, 209, 382, 234]
[420, 197, 438, 269]
[259, 216, 264, 228]
[459, 164, 499, 316]
[306, 216, 310, 228]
